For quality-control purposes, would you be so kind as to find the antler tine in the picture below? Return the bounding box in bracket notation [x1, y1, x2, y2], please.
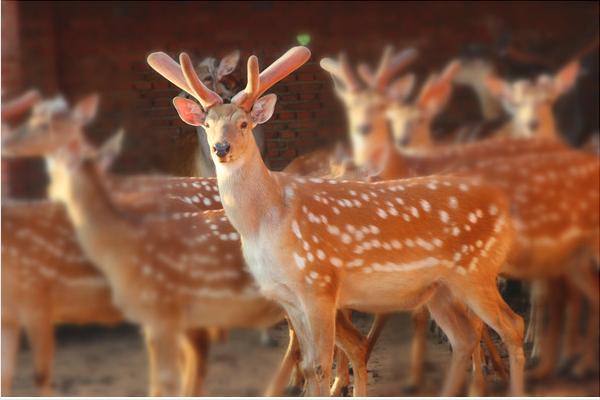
[357, 63, 376, 88]
[234, 56, 260, 111]
[319, 52, 360, 92]
[338, 52, 360, 92]
[374, 47, 419, 91]
[147, 52, 194, 95]
[1, 89, 41, 123]
[232, 46, 311, 108]
[180, 52, 223, 110]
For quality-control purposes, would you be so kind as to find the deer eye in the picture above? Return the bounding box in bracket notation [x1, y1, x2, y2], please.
[240, 121, 248, 129]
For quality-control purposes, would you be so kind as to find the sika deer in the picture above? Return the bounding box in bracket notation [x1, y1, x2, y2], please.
[151, 45, 525, 396]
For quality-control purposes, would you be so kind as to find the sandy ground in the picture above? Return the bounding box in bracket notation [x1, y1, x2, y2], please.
[10, 312, 600, 397]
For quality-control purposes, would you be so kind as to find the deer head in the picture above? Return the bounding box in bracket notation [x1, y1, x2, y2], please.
[1, 94, 123, 202]
[177, 50, 241, 101]
[320, 46, 418, 166]
[386, 60, 460, 148]
[485, 61, 579, 137]
[148, 46, 310, 168]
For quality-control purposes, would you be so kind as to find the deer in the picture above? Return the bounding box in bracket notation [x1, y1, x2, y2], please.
[456, 57, 595, 377]
[0, 96, 231, 396]
[483, 60, 580, 141]
[2, 94, 374, 397]
[323, 49, 599, 389]
[1, 200, 124, 396]
[318, 46, 580, 393]
[150, 44, 527, 396]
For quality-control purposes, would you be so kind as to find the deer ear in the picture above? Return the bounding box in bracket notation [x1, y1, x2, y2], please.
[217, 50, 241, 80]
[553, 61, 579, 97]
[96, 129, 125, 172]
[172, 97, 207, 126]
[485, 75, 510, 100]
[387, 74, 415, 102]
[73, 94, 100, 125]
[250, 94, 277, 125]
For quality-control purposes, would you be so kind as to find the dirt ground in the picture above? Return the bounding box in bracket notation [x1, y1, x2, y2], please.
[10, 312, 600, 397]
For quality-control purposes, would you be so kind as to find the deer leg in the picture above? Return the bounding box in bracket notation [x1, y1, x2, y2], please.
[22, 311, 54, 396]
[264, 320, 301, 396]
[180, 329, 209, 396]
[565, 262, 600, 377]
[366, 313, 389, 359]
[527, 280, 548, 361]
[285, 298, 336, 397]
[463, 281, 525, 396]
[468, 329, 487, 397]
[331, 309, 351, 396]
[333, 310, 368, 396]
[560, 281, 583, 370]
[143, 328, 161, 396]
[403, 307, 430, 392]
[1, 318, 21, 396]
[426, 288, 478, 396]
[481, 326, 508, 380]
[147, 327, 181, 396]
[528, 278, 563, 380]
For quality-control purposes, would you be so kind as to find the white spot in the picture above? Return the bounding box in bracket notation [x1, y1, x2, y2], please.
[391, 239, 402, 249]
[291, 220, 302, 239]
[489, 204, 498, 216]
[341, 233, 352, 244]
[410, 206, 419, 218]
[468, 213, 477, 224]
[316, 249, 326, 260]
[293, 253, 306, 270]
[328, 225, 341, 235]
[203, 197, 212, 206]
[439, 210, 449, 223]
[376, 208, 388, 219]
[307, 252, 315, 262]
[330, 257, 343, 268]
[448, 196, 458, 209]
[459, 183, 469, 192]
[420, 199, 431, 212]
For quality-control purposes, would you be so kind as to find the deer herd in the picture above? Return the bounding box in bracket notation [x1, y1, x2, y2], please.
[1, 43, 598, 397]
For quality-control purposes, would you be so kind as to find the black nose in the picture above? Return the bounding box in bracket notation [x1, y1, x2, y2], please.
[213, 142, 231, 157]
[357, 124, 372, 136]
[398, 136, 410, 147]
[528, 121, 539, 131]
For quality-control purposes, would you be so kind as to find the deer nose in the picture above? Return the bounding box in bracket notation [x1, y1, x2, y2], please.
[528, 120, 539, 131]
[357, 124, 372, 136]
[213, 142, 231, 158]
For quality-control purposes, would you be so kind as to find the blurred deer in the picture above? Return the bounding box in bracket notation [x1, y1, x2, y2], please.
[484, 61, 580, 140]
[2, 93, 372, 396]
[323, 48, 598, 393]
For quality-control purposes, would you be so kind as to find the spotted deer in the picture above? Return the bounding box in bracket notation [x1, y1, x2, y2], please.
[384, 60, 461, 149]
[457, 57, 594, 377]
[320, 48, 577, 393]
[484, 60, 580, 140]
[0, 98, 227, 395]
[2, 94, 371, 396]
[175, 50, 265, 177]
[151, 45, 526, 396]
[1, 200, 124, 396]
[331, 59, 599, 385]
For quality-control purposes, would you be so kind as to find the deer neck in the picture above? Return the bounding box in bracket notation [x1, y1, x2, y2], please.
[410, 119, 434, 149]
[537, 103, 559, 140]
[214, 140, 284, 239]
[55, 160, 130, 256]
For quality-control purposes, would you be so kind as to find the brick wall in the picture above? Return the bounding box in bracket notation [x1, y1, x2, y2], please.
[6, 1, 599, 197]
